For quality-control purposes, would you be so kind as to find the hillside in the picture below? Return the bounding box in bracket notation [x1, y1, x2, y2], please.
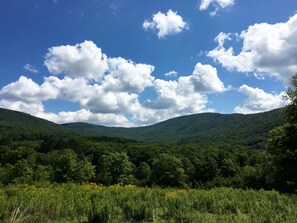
[0, 108, 74, 141]
[63, 108, 284, 148]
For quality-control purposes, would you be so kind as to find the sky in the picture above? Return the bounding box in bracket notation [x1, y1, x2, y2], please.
[0, 0, 296, 127]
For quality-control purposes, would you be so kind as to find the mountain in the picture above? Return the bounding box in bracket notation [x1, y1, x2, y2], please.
[0, 108, 74, 141]
[63, 109, 284, 148]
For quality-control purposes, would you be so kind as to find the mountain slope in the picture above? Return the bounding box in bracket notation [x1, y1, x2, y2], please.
[0, 108, 74, 141]
[63, 109, 284, 148]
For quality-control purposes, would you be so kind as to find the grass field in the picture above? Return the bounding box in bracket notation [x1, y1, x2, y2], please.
[0, 184, 296, 223]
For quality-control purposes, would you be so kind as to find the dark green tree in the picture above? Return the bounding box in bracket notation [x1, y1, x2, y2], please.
[268, 74, 297, 192]
[49, 149, 95, 183]
[152, 153, 187, 187]
[136, 162, 152, 186]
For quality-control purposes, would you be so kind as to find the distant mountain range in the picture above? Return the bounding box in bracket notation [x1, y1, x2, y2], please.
[63, 109, 284, 148]
[0, 107, 284, 148]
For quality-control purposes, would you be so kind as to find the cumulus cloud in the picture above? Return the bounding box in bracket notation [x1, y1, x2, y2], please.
[208, 14, 297, 82]
[141, 63, 225, 124]
[23, 64, 39, 73]
[0, 99, 45, 116]
[44, 40, 109, 80]
[234, 85, 288, 114]
[103, 57, 155, 92]
[199, 0, 235, 16]
[0, 41, 227, 127]
[0, 76, 58, 103]
[143, 10, 188, 38]
[191, 63, 225, 92]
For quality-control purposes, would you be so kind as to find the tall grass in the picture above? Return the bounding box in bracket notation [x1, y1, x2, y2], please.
[0, 184, 296, 222]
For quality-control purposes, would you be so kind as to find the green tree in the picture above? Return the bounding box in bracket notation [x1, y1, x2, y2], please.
[75, 158, 95, 183]
[268, 74, 297, 192]
[136, 162, 152, 186]
[49, 149, 95, 183]
[220, 159, 239, 178]
[11, 159, 33, 184]
[194, 156, 218, 184]
[152, 153, 187, 187]
[97, 152, 134, 185]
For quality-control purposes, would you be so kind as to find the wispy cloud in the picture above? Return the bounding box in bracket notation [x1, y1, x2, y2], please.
[199, 0, 235, 16]
[164, 71, 178, 77]
[23, 64, 39, 73]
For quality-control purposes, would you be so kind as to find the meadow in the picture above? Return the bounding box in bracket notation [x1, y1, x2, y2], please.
[0, 183, 296, 223]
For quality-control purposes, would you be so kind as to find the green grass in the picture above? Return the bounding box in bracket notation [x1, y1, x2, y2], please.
[0, 184, 296, 223]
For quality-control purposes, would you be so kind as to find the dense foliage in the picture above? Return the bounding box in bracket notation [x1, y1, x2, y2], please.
[1, 184, 296, 223]
[63, 108, 284, 148]
[0, 133, 274, 189]
[267, 74, 297, 192]
[0, 106, 287, 190]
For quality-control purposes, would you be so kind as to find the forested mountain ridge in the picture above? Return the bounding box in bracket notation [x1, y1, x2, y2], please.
[63, 108, 284, 148]
[0, 107, 74, 141]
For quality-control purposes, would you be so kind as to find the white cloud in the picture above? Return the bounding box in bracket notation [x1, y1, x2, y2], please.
[103, 57, 155, 92]
[164, 70, 178, 77]
[199, 0, 235, 16]
[0, 76, 58, 103]
[43, 76, 141, 114]
[191, 63, 225, 92]
[140, 63, 225, 124]
[234, 85, 288, 114]
[0, 41, 227, 127]
[44, 41, 155, 92]
[0, 98, 131, 127]
[23, 63, 39, 73]
[208, 14, 297, 82]
[44, 40, 109, 80]
[0, 99, 45, 115]
[143, 10, 188, 38]
[43, 109, 131, 127]
[83, 90, 139, 114]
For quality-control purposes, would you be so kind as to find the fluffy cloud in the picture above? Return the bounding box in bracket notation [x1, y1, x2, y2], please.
[208, 14, 297, 82]
[141, 63, 225, 124]
[143, 10, 188, 38]
[103, 57, 155, 92]
[199, 0, 235, 16]
[44, 40, 109, 80]
[43, 76, 141, 114]
[191, 63, 225, 92]
[234, 85, 288, 114]
[0, 40, 227, 127]
[0, 76, 58, 103]
[44, 41, 155, 92]
[0, 99, 45, 115]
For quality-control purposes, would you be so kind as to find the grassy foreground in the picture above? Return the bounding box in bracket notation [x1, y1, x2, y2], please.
[0, 184, 296, 223]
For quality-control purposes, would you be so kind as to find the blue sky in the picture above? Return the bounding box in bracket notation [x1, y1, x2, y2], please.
[0, 0, 296, 126]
